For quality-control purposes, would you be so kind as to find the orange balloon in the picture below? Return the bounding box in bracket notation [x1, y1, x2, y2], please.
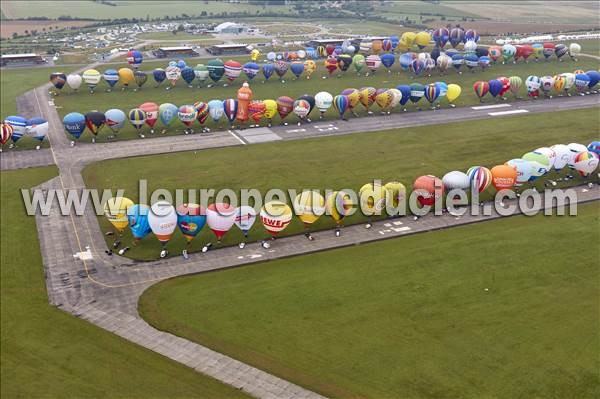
[371, 40, 383, 54]
[413, 175, 444, 206]
[490, 165, 517, 190]
[236, 83, 253, 122]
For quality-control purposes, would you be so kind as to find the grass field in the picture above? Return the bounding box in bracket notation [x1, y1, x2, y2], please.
[0, 0, 294, 20]
[53, 56, 600, 142]
[0, 166, 249, 398]
[137, 31, 215, 41]
[139, 201, 600, 398]
[82, 108, 599, 260]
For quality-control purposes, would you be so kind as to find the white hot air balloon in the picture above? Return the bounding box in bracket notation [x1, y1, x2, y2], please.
[234, 205, 257, 248]
[66, 74, 82, 91]
[568, 43, 581, 59]
[550, 144, 571, 171]
[314, 91, 333, 117]
[206, 203, 236, 242]
[506, 159, 533, 187]
[534, 147, 557, 170]
[567, 143, 588, 168]
[148, 201, 177, 257]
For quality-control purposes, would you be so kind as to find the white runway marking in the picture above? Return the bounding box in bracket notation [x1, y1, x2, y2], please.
[471, 103, 511, 110]
[228, 130, 246, 144]
[286, 128, 306, 133]
[488, 109, 530, 116]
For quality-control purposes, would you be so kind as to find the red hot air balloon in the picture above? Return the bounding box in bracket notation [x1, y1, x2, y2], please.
[497, 76, 511, 97]
[139, 102, 159, 133]
[276, 96, 294, 124]
[413, 175, 444, 206]
[325, 44, 335, 56]
[324, 56, 338, 76]
[206, 203, 236, 242]
[473, 81, 489, 101]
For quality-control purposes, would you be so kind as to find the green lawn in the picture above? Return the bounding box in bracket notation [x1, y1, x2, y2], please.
[139, 202, 600, 398]
[82, 107, 599, 260]
[53, 56, 600, 142]
[137, 31, 215, 41]
[0, 166, 249, 398]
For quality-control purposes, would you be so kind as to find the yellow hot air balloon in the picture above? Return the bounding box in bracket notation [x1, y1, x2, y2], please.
[415, 31, 431, 49]
[399, 31, 416, 51]
[260, 201, 293, 238]
[118, 67, 134, 87]
[383, 181, 406, 216]
[375, 90, 393, 112]
[325, 191, 353, 235]
[263, 99, 277, 126]
[103, 197, 134, 233]
[371, 40, 383, 54]
[250, 49, 260, 61]
[359, 182, 385, 223]
[293, 191, 325, 228]
[304, 59, 316, 79]
[446, 84, 462, 106]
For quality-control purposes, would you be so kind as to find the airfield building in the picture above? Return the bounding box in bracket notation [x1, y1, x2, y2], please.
[207, 44, 250, 55]
[214, 22, 247, 34]
[152, 46, 198, 58]
[1, 53, 47, 67]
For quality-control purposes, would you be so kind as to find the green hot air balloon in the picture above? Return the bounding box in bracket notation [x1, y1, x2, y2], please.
[352, 54, 365, 74]
[207, 58, 225, 85]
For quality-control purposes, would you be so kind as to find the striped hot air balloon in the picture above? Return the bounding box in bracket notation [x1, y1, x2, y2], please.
[466, 166, 492, 193]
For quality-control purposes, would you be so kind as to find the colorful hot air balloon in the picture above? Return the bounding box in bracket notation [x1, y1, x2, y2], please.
[178, 66, 194, 87]
[164, 65, 181, 88]
[247, 100, 266, 126]
[449, 28, 464, 48]
[178, 104, 197, 132]
[380, 53, 395, 72]
[424, 83, 440, 106]
[4, 115, 26, 144]
[303, 59, 316, 79]
[274, 60, 289, 81]
[236, 82, 253, 125]
[101, 69, 118, 90]
[62, 112, 86, 141]
[260, 201, 292, 238]
[104, 197, 134, 236]
[550, 144, 571, 171]
[293, 191, 325, 237]
[148, 201, 177, 257]
[490, 165, 517, 191]
[501, 44, 516, 63]
[522, 151, 550, 181]
[126, 49, 143, 69]
[442, 171, 470, 201]
[262, 63, 275, 81]
[82, 69, 101, 93]
[206, 203, 236, 242]
[568, 43, 581, 60]
[243, 62, 260, 81]
[314, 91, 333, 118]
[506, 159, 533, 187]
[525, 75, 541, 97]
[587, 141, 600, 157]
[540, 75, 555, 97]
[534, 147, 557, 170]
[488, 79, 502, 98]
[289, 61, 305, 79]
[574, 73, 590, 93]
[223, 99, 238, 127]
[139, 102, 159, 133]
[133, 70, 148, 89]
[325, 191, 353, 235]
[464, 29, 479, 43]
[207, 59, 225, 84]
[352, 54, 366, 74]
[128, 204, 152, 242]
[573, 151, 599, 177]
[1, 123, 13, 148]
[85, 111, 106, 141]
[433, 27, 449, 48]
[365, 54, 381, 74]
[555, 43, 568, 60]
[128, 108, 146, 135]
[234, 205, 257, 245]
[466, 166, 492, 193]
[542, 42, 555, 60]
[508, 76, 523, 97]
[176, 203, 206, 255]
[50, 72, 67, 92]
[105, 109, 126, 135]
[193, 101, 210, 129]
[158, 103, 177, 133]
[333, 94, 349, 120]
[223, 60, 242, 84]
[451, 53, 463, 73]
[208, 100, 224, 123]
[25, 117, 48, 143]
[414, 31, 431, 49]
[193, 64, 209, 86]
[152, 68, 166, 87]
[276, 96, 294, 123]
[409, 83, 425, 106]
[413, 175, 443, 206]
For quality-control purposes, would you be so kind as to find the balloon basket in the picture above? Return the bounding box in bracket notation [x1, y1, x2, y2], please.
[36, 145, 41, 150]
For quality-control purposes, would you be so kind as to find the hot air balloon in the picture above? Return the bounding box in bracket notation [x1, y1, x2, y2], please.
[243, 62, 260, 81]
[66, 73, 82, 92]
[478, 55, 491, 70]
[193, 64, 209, 87]
[433, 27, 449, 48]
[133, 70, 147, 90]
[294, 191, 325, 239]
[573, 151, 599, 177]
[466, 166, 492, 193]
[568, 43, 581, 60]
[262, 63, 275, 81]
[84, 111, 106, 142]
[223, 99, 238, 127]
[301, 59, 315, 79]
[497, 76, 511, 98]
[177, 66, 193, 87]
[333, 94, 349, 120]
[374, 89, 393, 113]
[415, 31, 431, 49]
[358, 86, 376, 114]
[325, 191, 353, 236]
[104, 109, 126, 135]
[423, 83, 440, 108]
[588, 141, 600, 157]
[126, 49, 143, 69]
[542, 42, 555, 60]
[567, 143, 588, 169]
[525, 75, 541, 97]
[250, 48, 260, 61]
[164, 65, 181, 89]
[138, 102, 159, 134]
[117, 67, 134, 89]
[292, 99, 310, 124]
[176, 203, 206, 257]
[463, 40, 477, 55]
[323, 56, 337, 77]
[128, 108, 146, 137]
[352, 54, 365, 74]
[550, 144, 571, 171]
[388, 88, 402, 111]
[522, 151, 551, 182]
[208, 100, 224, 124]
[234, 205, 257, 247]
[520, 44, 534, 62]
[488, 79, 503, 98]
[442, 171, 470, 203]
[561, 72, 576, 96]
[128, 204, 152, 243]
[193, 101, 210, 131]
[380, 53, 395, 73]
[0, 123, 13, 150]
[451, 53, 463, 73]
[262, 99, 277, 127]
[103, 196, 134, 249]
[148, 201, 177, 257]
[49, 72, 67, 93]
[365, 54, 381, 75]
[409, 83, 425, 108]
[532, 43, 543, 61]
[178, 104, 197, 133]
[464, 54, 478, 71]
[586, 70, 600, 91]
[205, 203, 236, 244]
[152, 68, 166, 87]
[100, 69, 117, 91]
[446, 83, 461, 107]
[506, 159, 533, 187]
[290, 61, 305, 79]
[207, 59, 225, 84]
[555, 43, 568, 60]
[449, 28, 464, 48]
[501, 44, 516, 64]
[358, 182, 385, 228]
[337, 54, 352, 74]
[540, 75, 555, 97]
[488, 46, 502, 62]
[383, 181, 407, 216]
[223, 60, 242, 84]
[464, 29, 479, 43]
[435, 53, 451, 74]
[4, 115, 26, 144]
[473, 81, 490, 101]
[274, 60, 289, 81]
[490, 165, 517, 191]
[260, 201, 292, 241]
[574, 73, 590, 94]
[62, 112, 86, 142]
[534, 147, 557, 171]
[247, 100, 265, 126]
[157, 103, 177, 134]
[26, 117, 48, 146]
[413, 175, 443, 207]
[314, 91, 333, 119]
[276, 96, 294, 124]
[235, 82, 253, 125]
[508, 76, 523, 98]
[82, 69, 101, 93]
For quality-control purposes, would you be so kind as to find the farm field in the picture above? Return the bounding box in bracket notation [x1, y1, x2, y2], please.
[53, 56, 600, 142]
[0, 19, 94, 38]
[82, 107, 599, 260]
[0, 0, 295, 20]
[139, 201, 600, 398]
[0, 166, 249, 399]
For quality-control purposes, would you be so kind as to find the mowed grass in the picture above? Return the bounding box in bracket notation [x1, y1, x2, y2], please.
[54, 56, 600, 142]
[139, 202, 600, 398]
[82, 108, 599, 260]
[0, 166, 249, 398]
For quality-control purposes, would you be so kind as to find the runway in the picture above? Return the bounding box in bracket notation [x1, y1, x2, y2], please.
[2, 77, 600, 398]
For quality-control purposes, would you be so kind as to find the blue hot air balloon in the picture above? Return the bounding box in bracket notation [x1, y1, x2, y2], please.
[243, 62, 260, 80]
[381, 53, 395, 71]
[176, 59, 187, 69]
[478, 56, 491, 70]
[262, 63, 274, 81]
[451, 53, 464, 72]
[62, 112, 86, 140]
[430, 46, 441, 61]
[105, 109, 126, 134]
[488, 79, 503, 97]
[390, 35, 399, 49]
[208, 99, 224, 123]
[4, 115, 27, 143]
[464, 54, 479, 71]
[153, 68, 166, 86]
[103, 69, 119, 89]
[588, 141, 600, 157]
[176, 204, 206, 243]
[158, 103, 178, 128]
[26, 117, 48, 142]
[409, 83, 425, 104]
[586, 70, 600, 90]
[435, 81, 448, 98]
[410, 58, 425, 76]
[127, 49, 143, 69]
[432, 27, 449, 48]
[424, 83, 441, 104]
[181, 66, 195, 86]
[305, 47, 317, 59]
[290, 62, 305, 78]
[128, 204, 152, 241]
[574, 73, 590, 93]
[223, 99, 238, 125]
[396, 85, 411, 107]
[475, 47, 489, 57]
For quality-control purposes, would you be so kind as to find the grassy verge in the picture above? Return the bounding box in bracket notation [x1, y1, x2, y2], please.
[140, 202, 600, 398]
[0, 166, 249, 398]
[82, 107, 599, 260]
[53, 56, 600, 142]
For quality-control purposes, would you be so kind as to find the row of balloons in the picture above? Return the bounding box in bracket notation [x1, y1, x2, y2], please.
[58, 82, 464, 141]
[103, 140, 599, 257]
[472, 70, 600, 100]
[0, 117, 48, 148]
